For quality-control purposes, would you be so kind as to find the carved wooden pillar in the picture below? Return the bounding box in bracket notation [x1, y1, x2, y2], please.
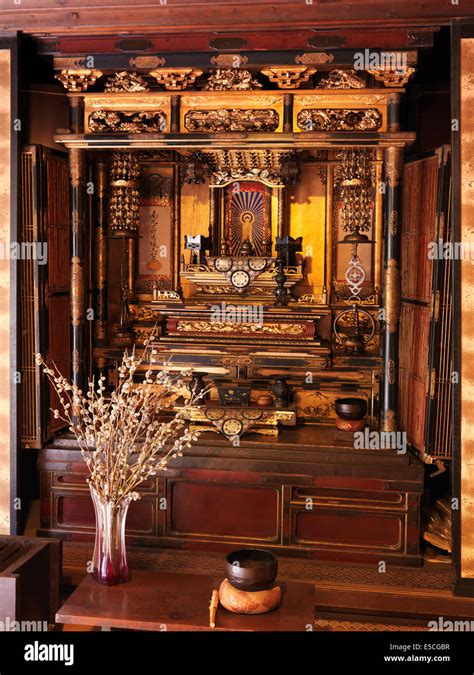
[381, 146, 403, 432]
[69, 147, 86, 392]
[94, 160, 108, 347]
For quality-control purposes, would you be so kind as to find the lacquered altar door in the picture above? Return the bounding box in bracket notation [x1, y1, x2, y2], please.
[453, 19, 474, 596]
[0, 35, 19, 535]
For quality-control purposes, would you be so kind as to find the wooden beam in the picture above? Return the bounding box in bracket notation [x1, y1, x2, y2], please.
[0, 1, 468, 36]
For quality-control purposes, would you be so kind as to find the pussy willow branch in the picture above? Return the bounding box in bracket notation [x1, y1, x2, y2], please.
[36, 334, 208, 505]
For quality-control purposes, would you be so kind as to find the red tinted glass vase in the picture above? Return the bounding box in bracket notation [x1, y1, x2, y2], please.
[90, 485, 131, 586]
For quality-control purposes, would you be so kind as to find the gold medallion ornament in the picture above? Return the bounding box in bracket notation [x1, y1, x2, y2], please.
[210, 55, 249, 68]
[294, 52, 334, 66]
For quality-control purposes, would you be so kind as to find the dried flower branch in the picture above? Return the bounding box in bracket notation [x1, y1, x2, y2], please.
[36, 335, 206, 505]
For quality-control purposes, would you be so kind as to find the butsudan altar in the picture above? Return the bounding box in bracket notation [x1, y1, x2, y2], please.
[19, 54, 450, 567]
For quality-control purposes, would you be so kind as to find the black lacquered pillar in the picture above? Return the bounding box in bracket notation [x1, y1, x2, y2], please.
[94, 160, 108, 347]
[381, 145, 403, 432]
[69, 146, 86, 394]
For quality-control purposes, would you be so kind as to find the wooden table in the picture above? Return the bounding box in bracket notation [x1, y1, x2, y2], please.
[56, 570, 314, 631]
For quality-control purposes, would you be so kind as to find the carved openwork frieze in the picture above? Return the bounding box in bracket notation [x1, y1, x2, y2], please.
[88, 110, 167, 133]
[104, 71, 150, 92]
[55, 69, 103, 92]
[199, 149, 297, 187]
[297, 108, 382, 132]
[204, 69, 262, 90]
[261, 66, 316, 89]
[150, 68, 203, 90]
[184, 108, 279, 133]
[315, 69, 367, 89]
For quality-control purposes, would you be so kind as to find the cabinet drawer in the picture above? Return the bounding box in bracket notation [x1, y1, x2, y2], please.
[291, 506, 404, 552]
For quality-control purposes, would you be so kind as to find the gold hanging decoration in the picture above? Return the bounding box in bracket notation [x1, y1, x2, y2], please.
[109, 152, 141, 236]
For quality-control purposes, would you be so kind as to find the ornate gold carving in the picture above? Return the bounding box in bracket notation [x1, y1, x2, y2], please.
[72, 349, 80, 375]
[368, 66, 415, 87]
[390, 210, 399, 235]
[184, 109, 279, 133]
[334, 149, 374, 235]
[55, 69, 103, 92]
[384, 146, 403, 186]
[129, 305, 162, 321]
[71, 257, 84, 327]
[261, 67, 316, 89]
[201, 149, 297, 187]
[296, 93, 386, 106]
[128, 56, 166, 68]
[210, 55, 249, 68]
[109, 152, 141, 235]
[149, 68, 203, 90]
[298, 108, 382, 132]
[181, 405, 295, 438]
[295, 52, 334, 66]
[104, 71, 150, 92]
[385, 259, 400, 333]
[204, 69, 262, 91]
[316, 69, 366, 89]
[88, 110, 166, 133]
[381, 409, 397, 432]
[387, 359, 396, 385]
[71, 209, 80, 234]
[175, 321, 305, 335]
[68, 148, 84, 187]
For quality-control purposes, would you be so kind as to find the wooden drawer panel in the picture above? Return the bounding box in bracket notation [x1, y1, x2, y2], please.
[168, 480, 280, 541]
[292, 507, 403, 551]
[53, 472, 156, 493]
[55, 493, 155, 534]
[292, 487, 406, 509]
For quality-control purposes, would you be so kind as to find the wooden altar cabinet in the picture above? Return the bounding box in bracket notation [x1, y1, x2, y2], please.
[34, 57, 425, 565]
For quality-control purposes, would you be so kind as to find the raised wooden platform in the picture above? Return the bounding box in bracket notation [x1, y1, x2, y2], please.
[58, 543, 470, 631]
[38, 426, 424, 567]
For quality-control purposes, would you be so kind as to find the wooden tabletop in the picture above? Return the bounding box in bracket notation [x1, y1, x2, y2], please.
[56, 570, 315, 631]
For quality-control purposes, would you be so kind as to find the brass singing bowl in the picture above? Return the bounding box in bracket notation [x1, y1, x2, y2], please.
[335, 397, 368, 421]
[226, 549, 278, 592]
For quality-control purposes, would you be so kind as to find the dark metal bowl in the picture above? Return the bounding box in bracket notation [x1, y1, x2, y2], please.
[335, 397, 367, 421]
[226, 548, 278, 592]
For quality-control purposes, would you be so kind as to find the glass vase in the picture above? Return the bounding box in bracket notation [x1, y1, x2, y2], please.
[90, 485, 131, 586]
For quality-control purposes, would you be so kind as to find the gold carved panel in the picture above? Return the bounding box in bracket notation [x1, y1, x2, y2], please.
[293, 91, 389, 133]
[82, 93, 172, 133]
[180, 93, 284, 133]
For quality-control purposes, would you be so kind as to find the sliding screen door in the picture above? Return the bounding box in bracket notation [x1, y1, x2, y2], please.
[0, 35, 19, 534]
[453, 20, 474, 594]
